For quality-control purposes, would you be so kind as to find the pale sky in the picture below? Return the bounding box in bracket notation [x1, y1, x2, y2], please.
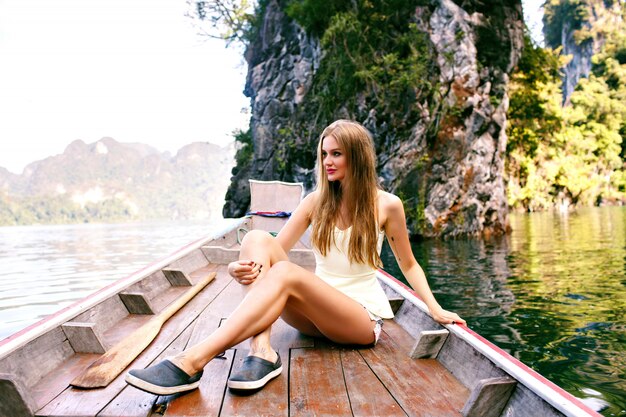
[523, 0, 545, 46]
[0, 0, 250, 174]
[0, 0, 543, 175]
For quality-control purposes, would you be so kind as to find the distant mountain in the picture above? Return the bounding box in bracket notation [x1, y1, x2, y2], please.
[0, 138, 236, 225]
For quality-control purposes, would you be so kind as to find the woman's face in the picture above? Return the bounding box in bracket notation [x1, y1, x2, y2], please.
[321, 135, 347, 182]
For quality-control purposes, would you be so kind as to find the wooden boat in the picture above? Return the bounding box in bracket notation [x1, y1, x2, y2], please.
[0, 181, 602, 417]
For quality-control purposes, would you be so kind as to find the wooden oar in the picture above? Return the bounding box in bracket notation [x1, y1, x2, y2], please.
[71, 271, 216, 388]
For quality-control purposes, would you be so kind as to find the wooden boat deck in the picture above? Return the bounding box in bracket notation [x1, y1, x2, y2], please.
[30, 265, 469, 417]
[1, 181, 601, 417]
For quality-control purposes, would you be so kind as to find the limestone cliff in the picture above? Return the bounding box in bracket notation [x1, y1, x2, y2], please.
[224, 0, 524, 238]
[543, 0, 624, 104]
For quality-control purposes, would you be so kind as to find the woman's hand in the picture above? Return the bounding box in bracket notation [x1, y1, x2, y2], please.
[429, 305, 466, 326]
[228, 260, 262, 285]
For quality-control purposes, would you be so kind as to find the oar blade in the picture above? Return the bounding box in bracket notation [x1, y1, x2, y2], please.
[71, 320, 161, 388]
[70, 271, 216, 388]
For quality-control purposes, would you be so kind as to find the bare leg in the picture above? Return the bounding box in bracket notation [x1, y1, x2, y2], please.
[172, 233, 376, 375]
[239, 230, 289, 362]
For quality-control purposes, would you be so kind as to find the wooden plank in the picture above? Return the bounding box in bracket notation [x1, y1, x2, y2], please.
[72, 293, 132, 334]
[437, 332, 508, 391]
[148, 287, 189, 316]
[461, 376, 516, 417]
[62, 322, 107, 354]
[359, 322, 469, 417]
[71, 273, 216, 389]
[341, 349, 407, 417]
[220, 348, 288, 417]
[155, 349, 234, 417]
[37, 266, 229, 417]
[204, 220, 249, 248]
[158, 278, 238, 417]
[165, 249, 210, 278]
[270, 318, 314, 349]
[0, 327, 74, 389]
[123, 270, 174, 308]
[410, 329, 450, 359]
[393, 300, 442, 338]
[0, 373, 36, 417]
[101, 313, 153, 350]
[96, 326, 195, 417]
[290, 346, 352, 417]
[201, 246, 241, 265]
[500, 382, 564, 417]
[119, 293, 156, 315]
[31, 353, 101, 411]
[162, 269, 193, 287]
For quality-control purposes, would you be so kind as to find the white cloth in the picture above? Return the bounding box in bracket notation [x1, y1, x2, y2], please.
[313, 226, 394, 319]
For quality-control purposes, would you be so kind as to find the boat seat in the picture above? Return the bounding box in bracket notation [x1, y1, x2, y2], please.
[247, 179, 304, 236]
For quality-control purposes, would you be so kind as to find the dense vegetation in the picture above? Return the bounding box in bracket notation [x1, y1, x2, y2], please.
[506, 1, 625, 210]
[235, 0, 625, 213]
[0, 195, 136, 226]
[0, 140, 234, 226]
[276, 0, 439, 176]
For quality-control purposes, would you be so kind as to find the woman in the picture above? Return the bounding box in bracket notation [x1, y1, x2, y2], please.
[126, 119, 465, 395]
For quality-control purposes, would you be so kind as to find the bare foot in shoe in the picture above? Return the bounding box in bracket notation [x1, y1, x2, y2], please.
[249, 346, 278, 363]
[168, 353, 202, 376]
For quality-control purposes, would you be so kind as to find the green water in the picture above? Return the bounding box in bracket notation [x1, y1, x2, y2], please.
[381, 206, 625, 416]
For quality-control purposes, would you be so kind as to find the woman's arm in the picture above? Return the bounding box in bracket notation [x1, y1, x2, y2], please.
[228, 191, 316, 283]
[275, 191, 317, 252]
[381, 193, 466, 325]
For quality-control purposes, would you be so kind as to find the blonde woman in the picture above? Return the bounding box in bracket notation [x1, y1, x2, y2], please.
[126, 119, 465, 395]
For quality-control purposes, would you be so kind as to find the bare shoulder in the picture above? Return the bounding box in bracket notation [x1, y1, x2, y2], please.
[377, 190, 404, 229]
[377, 190, 403, 213]
[301, 190, 320, 206]
[297, 190, 320, 216]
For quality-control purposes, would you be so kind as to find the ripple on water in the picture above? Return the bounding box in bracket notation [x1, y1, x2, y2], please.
[381, 207, 625, 416]
[0, 219, 233, 341]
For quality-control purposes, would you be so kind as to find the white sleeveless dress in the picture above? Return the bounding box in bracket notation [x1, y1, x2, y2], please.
[312, 226, 394, 319]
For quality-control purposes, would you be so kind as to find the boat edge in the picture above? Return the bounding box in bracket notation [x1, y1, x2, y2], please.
[0, 218, 246, 359]
[376, 269, 602, 417]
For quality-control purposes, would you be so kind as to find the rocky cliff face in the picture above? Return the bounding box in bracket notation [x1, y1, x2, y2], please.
[222, 0, 321, 215]
[544, 0, 624, 104]
[224, 0, 524, 238]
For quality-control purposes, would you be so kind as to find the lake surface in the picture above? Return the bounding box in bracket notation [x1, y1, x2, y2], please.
[381, 206, 625, 416]
[0, 208, 624, 416]
[0, 219, 236, 339]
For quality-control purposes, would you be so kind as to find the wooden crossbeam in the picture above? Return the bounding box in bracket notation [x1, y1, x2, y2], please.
[461, 376, 517, 417]
[162, 268, 193, 286]
[409, 329, 450, 359]
[118, 292, 155, 315]
[61, 322, 107, 354]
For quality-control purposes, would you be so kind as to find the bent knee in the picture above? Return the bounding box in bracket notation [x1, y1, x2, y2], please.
[240, 229, 274, 246]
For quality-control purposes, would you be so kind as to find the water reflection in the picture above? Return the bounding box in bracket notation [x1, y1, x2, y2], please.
[0, 219, 234, 339]
[381, 207, 625, 416]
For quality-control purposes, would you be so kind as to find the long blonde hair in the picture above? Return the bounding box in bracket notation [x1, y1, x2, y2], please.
[311, 120, 381, 268]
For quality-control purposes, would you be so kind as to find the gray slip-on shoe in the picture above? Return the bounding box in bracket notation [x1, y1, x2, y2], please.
[125, 359, 203, 395]
[227, 353, 282, 390]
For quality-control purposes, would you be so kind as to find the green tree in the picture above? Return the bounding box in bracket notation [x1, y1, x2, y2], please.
[506, 24, 626, 210]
